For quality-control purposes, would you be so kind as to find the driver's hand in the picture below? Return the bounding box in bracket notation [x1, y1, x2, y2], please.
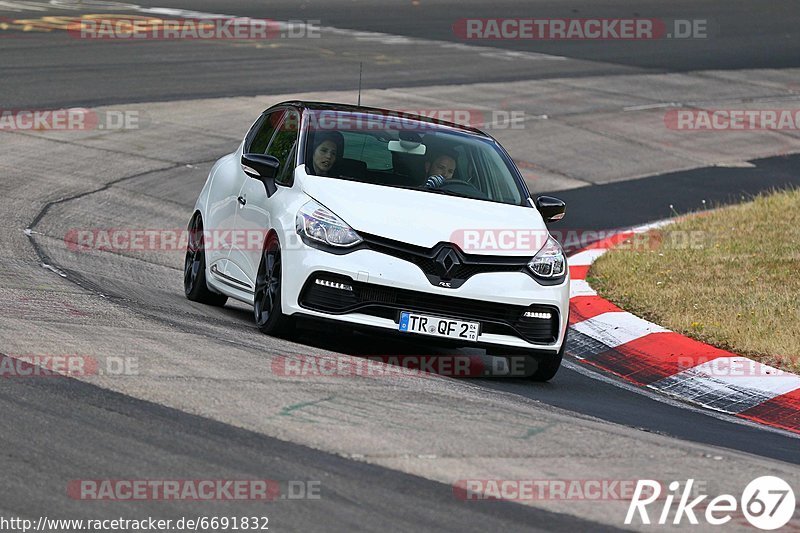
[424, 175, 446, 189]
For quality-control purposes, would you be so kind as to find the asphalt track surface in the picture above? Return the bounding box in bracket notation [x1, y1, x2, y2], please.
[1, 357, 617, 532]
[2, 1, 800, 531]
[554, 153, 800, 240]
[1, 0, 799, 107]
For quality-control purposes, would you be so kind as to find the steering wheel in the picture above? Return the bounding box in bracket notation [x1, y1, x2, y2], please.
[438, 179, 488, 199]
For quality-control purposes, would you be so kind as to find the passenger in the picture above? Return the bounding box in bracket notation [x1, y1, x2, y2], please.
[310, 131, 344, 176]
[422, 149, 458, 189]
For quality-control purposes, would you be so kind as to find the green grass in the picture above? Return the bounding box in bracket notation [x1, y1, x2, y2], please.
[588, 189, 800, 373]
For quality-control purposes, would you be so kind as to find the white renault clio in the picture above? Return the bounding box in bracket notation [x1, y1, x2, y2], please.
[185, 102, 570, 380]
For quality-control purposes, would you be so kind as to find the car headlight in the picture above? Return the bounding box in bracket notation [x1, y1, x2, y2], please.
[296, 200, 362, 248]
[528, 235, 566, 279]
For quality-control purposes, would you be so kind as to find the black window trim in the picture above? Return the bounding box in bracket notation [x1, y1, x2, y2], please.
[265, 107, 301, 189]
[244, 106, 289, 155]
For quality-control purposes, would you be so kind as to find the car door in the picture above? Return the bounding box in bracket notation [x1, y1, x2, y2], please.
[227, 108, 300, 289]
[205, 109, 285, 279]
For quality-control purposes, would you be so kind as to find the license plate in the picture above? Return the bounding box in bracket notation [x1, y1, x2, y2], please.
[398, 311, 479, 342]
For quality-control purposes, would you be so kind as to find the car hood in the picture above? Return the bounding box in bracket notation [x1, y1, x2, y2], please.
[300, 174, 549, 256]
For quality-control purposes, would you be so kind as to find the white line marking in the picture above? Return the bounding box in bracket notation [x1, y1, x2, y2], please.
[623, 102, 681, 111]
[632, 219, 674, 233]
[41, 263, 67, 277]
[572, 311, 668, 348]
[714, 161, 757, 168]
[569, 279, 597, 298]
[568, 248, 608, 266]
[322, 26, 567, 61]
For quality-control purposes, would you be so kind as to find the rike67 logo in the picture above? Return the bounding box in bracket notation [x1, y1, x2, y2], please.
[626, 477, 796, 530]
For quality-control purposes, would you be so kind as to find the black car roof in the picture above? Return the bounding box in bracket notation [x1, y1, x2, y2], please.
[268, 100, 489, 136]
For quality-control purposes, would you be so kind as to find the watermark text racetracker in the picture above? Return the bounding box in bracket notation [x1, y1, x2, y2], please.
[454, 479, 677, 501]
[0, 354, 138, 378]
[65, 228, 267, 253]
[451, 228, 709, 254]
[675, 355, 796, 378]
[0, 108, 145, 131]
[272, 354, 537, 379]
[296, 108, 528, 131]
[454, 18, 711, 40]
[71, 17, 320, 40]
[0, 15, 319, 40]
[666, 109, 800, 131]
[68, 479, 321, 501]
[64, 227, 711, 254]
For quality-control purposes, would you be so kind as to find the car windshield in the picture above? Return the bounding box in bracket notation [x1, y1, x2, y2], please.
[302, 110, 526, 206]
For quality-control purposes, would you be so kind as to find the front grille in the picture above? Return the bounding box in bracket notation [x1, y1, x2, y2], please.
[299, 272, 559, 345]
[406, 254, 517, 279]
[361, 233, 529, 288]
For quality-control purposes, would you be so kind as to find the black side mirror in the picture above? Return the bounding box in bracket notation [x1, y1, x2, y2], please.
[242, 153, 280, 196]
[534, 195, 566, 222]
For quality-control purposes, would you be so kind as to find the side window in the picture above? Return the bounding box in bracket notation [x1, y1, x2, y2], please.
[267, 110, 300, 186]
[246, 110, 285, 154]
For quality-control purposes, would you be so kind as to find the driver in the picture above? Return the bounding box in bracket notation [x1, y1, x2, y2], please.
[423, 149, 457, 189]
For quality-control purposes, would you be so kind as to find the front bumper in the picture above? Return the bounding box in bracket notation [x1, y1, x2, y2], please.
[281, 244, 570, 352]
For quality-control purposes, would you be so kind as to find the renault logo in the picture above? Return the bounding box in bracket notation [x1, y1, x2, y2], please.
[434, 247, 461, 279]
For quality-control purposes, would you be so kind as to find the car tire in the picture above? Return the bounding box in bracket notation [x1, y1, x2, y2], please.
[526, 332, 566, 382]
[254, 233, 294, 337]
[184, 213, 228, 307]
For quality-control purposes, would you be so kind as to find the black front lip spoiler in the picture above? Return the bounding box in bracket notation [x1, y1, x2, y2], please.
[290, 312, 562, 356]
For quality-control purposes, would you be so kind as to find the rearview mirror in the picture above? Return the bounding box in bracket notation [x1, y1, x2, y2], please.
[534, 195, 566, 222]
[388, 131, 426, 155]
[242, 153, 280, 196]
